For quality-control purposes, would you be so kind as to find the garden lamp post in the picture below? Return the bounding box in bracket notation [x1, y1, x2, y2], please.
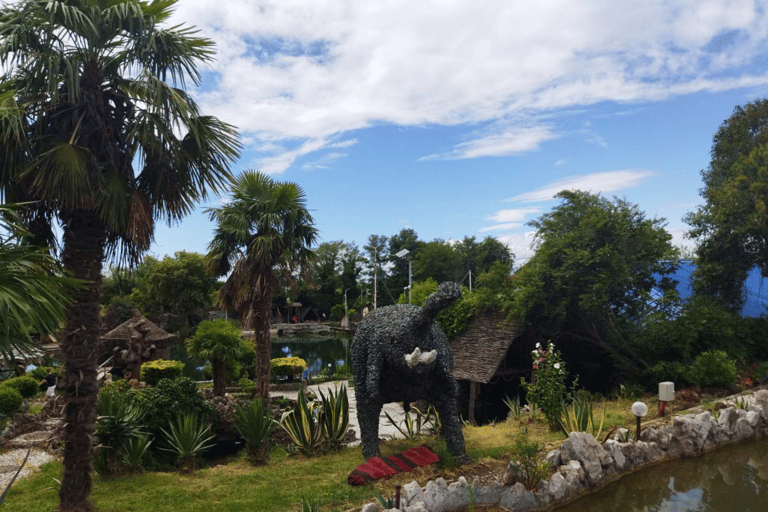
[632, 401, 648, 439]
[395, 248, 412, 304]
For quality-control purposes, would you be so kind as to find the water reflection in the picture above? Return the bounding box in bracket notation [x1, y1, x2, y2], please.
[270, 333, 351, 374]
[554, 437, 768, 512]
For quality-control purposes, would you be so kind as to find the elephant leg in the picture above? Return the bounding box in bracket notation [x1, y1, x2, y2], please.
[357, 398, 384, 460]
[431, 394, 471, 463]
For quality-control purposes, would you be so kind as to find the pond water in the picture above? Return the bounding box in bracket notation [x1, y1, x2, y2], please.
[270, 332, 352, 375]
[554, 437, 768, 512]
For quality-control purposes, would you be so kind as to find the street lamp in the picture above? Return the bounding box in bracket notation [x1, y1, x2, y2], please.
[395, 248, 412, 304]
[632, 401, 648, 440]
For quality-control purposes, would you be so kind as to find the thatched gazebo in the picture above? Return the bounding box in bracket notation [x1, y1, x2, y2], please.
[450, 310, 531, 424]
[99, 309, 175, 381]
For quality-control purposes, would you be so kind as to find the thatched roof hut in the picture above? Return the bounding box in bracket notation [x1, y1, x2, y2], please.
[450, 310, 532, 424]
[100, 309, 175, 343]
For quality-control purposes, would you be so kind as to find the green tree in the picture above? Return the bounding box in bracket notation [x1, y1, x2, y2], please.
[387, 228, 423, 305]
[0, 205, 79, 356]
[207, 170, 318, 404]
[512, 190, 678, 378]
[362, 234, 388, 308]
[186, 320, 248, 397]
[685, 99, 768, 310]
[142, 251, 217, 332]
[0, 2, 240, 508]
[413, 239, 462, 283]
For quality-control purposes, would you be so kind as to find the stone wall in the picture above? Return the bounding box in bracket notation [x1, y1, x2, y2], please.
[360, 389, 768, 512]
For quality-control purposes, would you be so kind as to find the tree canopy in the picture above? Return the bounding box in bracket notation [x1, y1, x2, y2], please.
[686, 99, 768, 310]
[511, 190, 678, 382]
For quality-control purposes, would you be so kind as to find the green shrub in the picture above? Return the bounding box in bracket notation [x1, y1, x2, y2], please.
[2, 376, 41, 398]
[160, 414, 215, 473]
[28, 366, 51, 382]
[140, 360, 184, 386]
[520, 341, 574, 431]
[691, 350, 737, 388]
[506, 435, 550, 490]
[0, 386, 23, 416]
[647, 361, 691, 385]
[235, 398, 276, 462]
[135, 377, 213, 434]
[271, 357, 307, 379]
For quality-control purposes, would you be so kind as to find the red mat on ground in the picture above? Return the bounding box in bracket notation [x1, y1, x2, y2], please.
[348, 445, 440, 486]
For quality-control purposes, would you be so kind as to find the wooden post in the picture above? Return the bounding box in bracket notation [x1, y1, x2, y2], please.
[468, 381, 479, 425]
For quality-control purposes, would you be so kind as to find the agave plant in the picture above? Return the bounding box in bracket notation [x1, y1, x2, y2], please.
[504, 395, 523, 419]
[94, 392, 147, 475]
[280, 390, 325, 456]
[122, 434, 153, 472]
[319, 385, 349, 451]
[558, 394, 608, 441]
[235, 398, 276, 462]
[160, 414, 215, 473]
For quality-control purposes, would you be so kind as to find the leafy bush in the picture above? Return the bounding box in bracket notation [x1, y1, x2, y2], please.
[238, 377, 256, 395]
[0, 386, 23, 416]
[28, 366, 52, 382]
[140, 359, 185, 386]
[2, 376, 41, 398]
[134, 377, 213, 434]
[647, 361, 692, 385]
[520, 341, 574, 431]
[690, 350, 737, 388]
[506, 435, 550, 490]
[271, 357, 307, 379]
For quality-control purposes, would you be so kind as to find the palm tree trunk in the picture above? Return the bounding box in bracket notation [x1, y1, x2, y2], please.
[252, 294, 273, 403]
[58, 209, 106, 512]
[213, 359, 227, 397]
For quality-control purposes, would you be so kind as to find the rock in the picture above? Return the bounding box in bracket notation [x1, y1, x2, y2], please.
[548, 471, 567, 501]
[621, 440, 662, 468]
[360, 503, 378, 512]
[602, 440, 627, 473]
[499, 482, 539, 511]
[559, 432, 613, 485]
[558, 460, 587, 496]
[666, 413, 713, 457]
[470, 478, 503, 507]
[402, 480, 425, 506]
[735, 417, 756, 441]
[546, 448, 561, 468]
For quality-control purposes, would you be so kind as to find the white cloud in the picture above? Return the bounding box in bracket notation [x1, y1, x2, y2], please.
[167, 0, 768, 172]
[479, 222, 522, 232]
[486, 208, 540, 223]
[555, 159, 568, 166]
[496, 231, 537, 268]
[420, 125, 558, 160]
[302, 152, 348, 170]
[506, 170, 657, 203]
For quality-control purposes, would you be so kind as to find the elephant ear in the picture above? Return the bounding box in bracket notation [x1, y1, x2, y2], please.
[420, 282, 462, 325]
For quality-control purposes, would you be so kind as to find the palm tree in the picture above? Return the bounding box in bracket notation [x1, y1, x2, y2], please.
[186, 319, 248, 397]
[207, 171, 317, 402]
[0, 204, 79, 357]
[0, 1, 240, 510]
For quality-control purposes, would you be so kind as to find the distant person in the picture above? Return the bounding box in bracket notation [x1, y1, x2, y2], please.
[39, 368, 57, 397]
[301, 368, 311, 389]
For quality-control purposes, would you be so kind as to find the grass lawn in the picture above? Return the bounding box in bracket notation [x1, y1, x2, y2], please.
[1, 390, 737, 512]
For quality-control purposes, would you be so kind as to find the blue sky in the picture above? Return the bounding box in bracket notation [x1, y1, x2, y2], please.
[150, 1, 768, 266]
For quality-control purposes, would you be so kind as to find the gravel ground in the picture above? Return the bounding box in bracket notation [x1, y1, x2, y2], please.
[0, 447, 57, 489]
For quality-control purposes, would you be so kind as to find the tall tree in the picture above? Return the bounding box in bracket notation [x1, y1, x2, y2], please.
[512, 190, 678, 378]
[207, 170, 317, 404]
[0, 2, 240, 509]
[685, 99, 768, 310]
[413, 239, 462, 283]
[362, 234, 388, 307]
[387, 228, 422, 305]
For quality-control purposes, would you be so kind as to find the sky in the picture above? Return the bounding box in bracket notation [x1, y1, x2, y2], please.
[148, 0, 768, 267]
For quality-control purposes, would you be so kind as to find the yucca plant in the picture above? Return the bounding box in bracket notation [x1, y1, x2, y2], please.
[299, 493, 320, 512]
[558, 394, 608, 441]
[319, 385, 349, 451]
[280, 390, 325, 456]
[504, 395, 523, 419]
[235, 398, 276, 462]
[160, 414, 215, 473]
[121, 434, 153, 473]
[384, 408, 421, 441]
[94, 392, 146, 475]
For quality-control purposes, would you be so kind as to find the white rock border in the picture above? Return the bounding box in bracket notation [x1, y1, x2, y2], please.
[359, 389, 768, 512]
